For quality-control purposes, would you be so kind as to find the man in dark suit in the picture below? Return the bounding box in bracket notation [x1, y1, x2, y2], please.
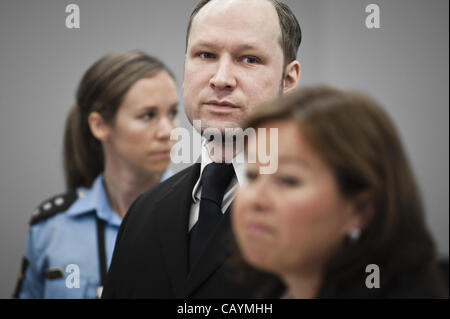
[102, 0, 302, 298]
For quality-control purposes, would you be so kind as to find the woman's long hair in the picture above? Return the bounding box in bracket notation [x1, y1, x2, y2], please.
[63, 51, 174, 191]
[241, 86, 447, 298]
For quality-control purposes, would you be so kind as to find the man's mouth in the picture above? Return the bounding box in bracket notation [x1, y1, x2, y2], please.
[203, 100, 241, 113]
[204, 100, 240, 108]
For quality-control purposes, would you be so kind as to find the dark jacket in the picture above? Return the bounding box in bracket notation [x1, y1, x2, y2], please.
[102, 164, 280, 298]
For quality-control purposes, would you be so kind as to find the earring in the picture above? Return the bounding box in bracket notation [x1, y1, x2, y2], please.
[348, 227, 361, 243]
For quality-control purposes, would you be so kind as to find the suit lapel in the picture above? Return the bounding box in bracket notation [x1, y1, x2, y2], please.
[184, 205, 233, 297]
[156, 164, 200, 298]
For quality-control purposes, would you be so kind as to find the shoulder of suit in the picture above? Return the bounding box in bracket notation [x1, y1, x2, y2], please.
[141, 163, 201, 197]
[129, 164, 200, 211]
[168, 163, 201, 184]
[29, 190, 79, 226]
[164, 164, 200, 182]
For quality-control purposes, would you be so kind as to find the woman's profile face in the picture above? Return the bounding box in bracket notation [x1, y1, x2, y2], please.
[232, 120, 361, 277]
[106, 71, 178, 174]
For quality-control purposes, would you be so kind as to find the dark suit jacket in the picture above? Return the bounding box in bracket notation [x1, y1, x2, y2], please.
[102, 164, 281, 298]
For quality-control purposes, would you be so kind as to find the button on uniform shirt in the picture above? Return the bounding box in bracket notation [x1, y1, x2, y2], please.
[19, 171, 172, 299]
[189, 139, 246, 231]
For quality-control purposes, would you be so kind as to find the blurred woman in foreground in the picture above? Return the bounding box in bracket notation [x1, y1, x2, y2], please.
[232, 86, 447, 298]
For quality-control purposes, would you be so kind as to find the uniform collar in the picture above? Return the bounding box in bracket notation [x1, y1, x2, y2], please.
[191, 138, 246, 203]
[66, 174, 122, 227]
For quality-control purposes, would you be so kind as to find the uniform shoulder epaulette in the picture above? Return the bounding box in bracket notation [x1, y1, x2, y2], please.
[29, 190, 78, 225]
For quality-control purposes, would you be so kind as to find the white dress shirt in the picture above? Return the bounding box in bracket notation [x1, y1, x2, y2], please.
[188, 139, 246, 231]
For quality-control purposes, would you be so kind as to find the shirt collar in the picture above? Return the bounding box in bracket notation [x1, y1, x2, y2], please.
[66, 174, 122, 227]
[191, 138, 246, 203]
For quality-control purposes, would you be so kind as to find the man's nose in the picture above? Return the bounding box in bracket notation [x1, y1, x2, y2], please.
[209, 56, 237, 90]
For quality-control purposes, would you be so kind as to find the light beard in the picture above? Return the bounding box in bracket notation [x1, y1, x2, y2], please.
[195, 118, 241, 136]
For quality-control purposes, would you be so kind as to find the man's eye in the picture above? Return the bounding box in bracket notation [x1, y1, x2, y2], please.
[199, 52, 216, 59]
[242, 56, 260, 64]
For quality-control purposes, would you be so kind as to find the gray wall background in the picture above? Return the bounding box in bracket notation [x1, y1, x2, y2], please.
[0, 0, 448, 298]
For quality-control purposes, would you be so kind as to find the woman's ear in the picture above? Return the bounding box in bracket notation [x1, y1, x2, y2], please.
[346, 191, 375, 233]
[283, 60, 301, 93]
[88, 112, 110, 142]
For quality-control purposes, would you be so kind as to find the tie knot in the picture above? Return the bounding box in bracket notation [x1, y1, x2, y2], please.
[200, 163, 235, 206]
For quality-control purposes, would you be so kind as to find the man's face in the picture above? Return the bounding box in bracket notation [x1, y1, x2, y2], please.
[184, 0, 285, 134]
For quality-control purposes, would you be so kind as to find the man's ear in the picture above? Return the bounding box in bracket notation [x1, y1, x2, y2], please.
[283, 60, 301, 93]
[88, 112, 110, 142]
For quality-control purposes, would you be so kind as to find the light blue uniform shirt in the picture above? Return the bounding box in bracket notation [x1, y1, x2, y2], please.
[19, 171, 171, 299]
